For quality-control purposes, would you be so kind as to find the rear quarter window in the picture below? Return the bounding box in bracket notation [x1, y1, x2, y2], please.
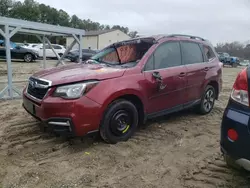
[202, 45, 216, 61]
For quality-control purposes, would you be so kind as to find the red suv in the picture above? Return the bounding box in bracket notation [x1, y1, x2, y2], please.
[23, 34, 222, 144]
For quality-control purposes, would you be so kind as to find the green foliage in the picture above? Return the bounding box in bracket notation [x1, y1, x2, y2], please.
[0, 0, 139, 43]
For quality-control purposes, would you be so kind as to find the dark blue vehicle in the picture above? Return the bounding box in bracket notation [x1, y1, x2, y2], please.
[218, 52, 239, 67]
[221, 67, 250, 171]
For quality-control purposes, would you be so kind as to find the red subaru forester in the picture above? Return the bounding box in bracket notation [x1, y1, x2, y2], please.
[23, 34, 222, 144]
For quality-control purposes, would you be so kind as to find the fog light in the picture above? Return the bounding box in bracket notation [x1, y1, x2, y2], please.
[228, 129, 238, 142]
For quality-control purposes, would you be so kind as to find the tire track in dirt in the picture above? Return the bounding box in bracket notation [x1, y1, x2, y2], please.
[180, 153, 250, 188]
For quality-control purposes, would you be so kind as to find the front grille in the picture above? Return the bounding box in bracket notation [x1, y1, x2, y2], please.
[27, 77, 50, 100]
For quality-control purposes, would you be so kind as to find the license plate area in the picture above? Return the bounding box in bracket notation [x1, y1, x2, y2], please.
[23, 97, 36, 115]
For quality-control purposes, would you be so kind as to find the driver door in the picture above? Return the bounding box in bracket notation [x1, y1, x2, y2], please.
[143, 41, 187, 115]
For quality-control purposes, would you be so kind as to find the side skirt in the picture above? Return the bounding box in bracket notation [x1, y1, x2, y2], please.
[146, 99, 201, 120]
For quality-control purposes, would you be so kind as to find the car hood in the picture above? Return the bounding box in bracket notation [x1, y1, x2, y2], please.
[32, 63, 125, 86]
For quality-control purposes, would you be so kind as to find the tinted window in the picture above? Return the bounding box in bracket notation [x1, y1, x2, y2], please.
[52, 45, 62, 49]
[181, 42, 203, 65]
[154, 42, 182, 69]
[82, 49, 90, 53]
[45, 45, 51, 49]
[203, 45, 215, 61]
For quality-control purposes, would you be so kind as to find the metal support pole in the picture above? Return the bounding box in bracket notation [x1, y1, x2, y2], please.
[9, 26, 21, 38]
[43, 36, 46, 69]
[36, 35, 47, 69]
[44, 37, 62, 63]
[5, 25, 13, 98]
[0, 25, 22, 99]
[78, 35, 83, 63]
[0, 28, 6, 38]
[56, 39, 77, 66]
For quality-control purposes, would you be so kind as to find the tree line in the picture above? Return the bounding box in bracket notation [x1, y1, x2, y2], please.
[215, 41, 250, 60]
[0, 0, 139, 44]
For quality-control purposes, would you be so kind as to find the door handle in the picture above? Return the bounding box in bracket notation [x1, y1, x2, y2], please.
[179, 72, 186, 77]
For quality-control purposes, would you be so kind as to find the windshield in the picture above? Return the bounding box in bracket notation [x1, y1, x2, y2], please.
[90, 41, 153, 66]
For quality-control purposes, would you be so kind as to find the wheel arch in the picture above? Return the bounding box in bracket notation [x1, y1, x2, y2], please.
[23, 52, 34, 62]
[207, 80, 219, 99]
[102, 91, 146, 126]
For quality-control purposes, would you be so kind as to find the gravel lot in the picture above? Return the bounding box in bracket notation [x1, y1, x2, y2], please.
[0, 60, 250, 188]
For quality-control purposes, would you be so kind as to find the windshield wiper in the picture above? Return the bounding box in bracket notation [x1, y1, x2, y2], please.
[87, 59, 114, 67]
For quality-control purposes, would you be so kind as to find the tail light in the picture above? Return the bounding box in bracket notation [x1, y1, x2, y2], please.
[228, 129, 238, 142]
[231, 68, 249, 106]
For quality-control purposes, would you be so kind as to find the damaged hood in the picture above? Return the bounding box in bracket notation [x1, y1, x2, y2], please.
[32, 63, 125, 86]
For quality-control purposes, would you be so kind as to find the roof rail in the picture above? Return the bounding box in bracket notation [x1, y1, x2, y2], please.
[166, 34, 206, 41]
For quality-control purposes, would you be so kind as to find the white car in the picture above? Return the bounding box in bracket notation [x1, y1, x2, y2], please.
[22, 43, 40, 50]
[35, 44, 66, 58]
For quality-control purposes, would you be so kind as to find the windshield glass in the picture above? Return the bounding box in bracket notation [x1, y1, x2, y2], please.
[90, 40, 154, 66]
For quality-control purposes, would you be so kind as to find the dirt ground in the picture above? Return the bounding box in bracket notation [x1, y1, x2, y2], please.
[0, 60, 250, 188]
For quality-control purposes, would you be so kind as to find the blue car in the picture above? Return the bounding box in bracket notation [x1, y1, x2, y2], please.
[0, 40, 17, 48]
[220, 67, 250, 171]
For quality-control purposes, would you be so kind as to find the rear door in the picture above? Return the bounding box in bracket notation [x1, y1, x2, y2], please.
[45, 44, 54, 57]
[181, 41, 208, 103]
[143, 41, 187, 114]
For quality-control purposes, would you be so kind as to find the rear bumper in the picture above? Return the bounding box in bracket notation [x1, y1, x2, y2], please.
[220, 102, 250, 171]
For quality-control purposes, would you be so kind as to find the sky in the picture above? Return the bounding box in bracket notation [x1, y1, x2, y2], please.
[21, 0, 250, 45]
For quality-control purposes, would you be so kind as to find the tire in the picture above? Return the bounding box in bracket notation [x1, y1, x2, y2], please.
[24, 53, 33, 63]
[196, 85, 216, 115]
[100, 99, 139, 144]
[224, 155, 242, 170]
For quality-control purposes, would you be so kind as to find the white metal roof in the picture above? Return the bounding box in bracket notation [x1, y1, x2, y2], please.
[0, 16, 85, 36]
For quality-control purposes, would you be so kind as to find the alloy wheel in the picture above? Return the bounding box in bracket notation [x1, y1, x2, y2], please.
[203, 89, 215, 112]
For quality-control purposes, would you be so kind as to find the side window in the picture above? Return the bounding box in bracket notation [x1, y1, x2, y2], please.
[154, 42, 182, 69]
[144, 55, 154, 71]
[203, 45, 215, 61]
[45, 45, 51, 49]
[52, 45, 61, 49]
[181, 42, 203, 65]
[82, 49, 89, 53]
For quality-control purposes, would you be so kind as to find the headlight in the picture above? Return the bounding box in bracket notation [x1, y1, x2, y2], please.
[53, 81, 99, 99]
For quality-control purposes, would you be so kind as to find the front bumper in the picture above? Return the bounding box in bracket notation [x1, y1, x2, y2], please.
[220, 103, 250, 171]
[22, 92, 103, 137]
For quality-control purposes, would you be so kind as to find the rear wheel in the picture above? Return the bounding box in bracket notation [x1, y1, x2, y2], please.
[24, 53, 33, 62]
[196, 85, 216, 115]
[100, 99, 138, 144]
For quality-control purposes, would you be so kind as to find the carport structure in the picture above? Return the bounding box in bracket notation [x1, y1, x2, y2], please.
[0, 16, 85, 99]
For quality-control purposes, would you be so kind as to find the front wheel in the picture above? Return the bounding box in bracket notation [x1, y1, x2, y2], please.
[196, 85, 216, 115]
[100, 99, 139, 144]
[24, 53, 33, 63]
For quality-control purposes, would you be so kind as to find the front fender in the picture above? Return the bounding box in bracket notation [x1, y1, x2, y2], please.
[102, 89, 147, 112]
